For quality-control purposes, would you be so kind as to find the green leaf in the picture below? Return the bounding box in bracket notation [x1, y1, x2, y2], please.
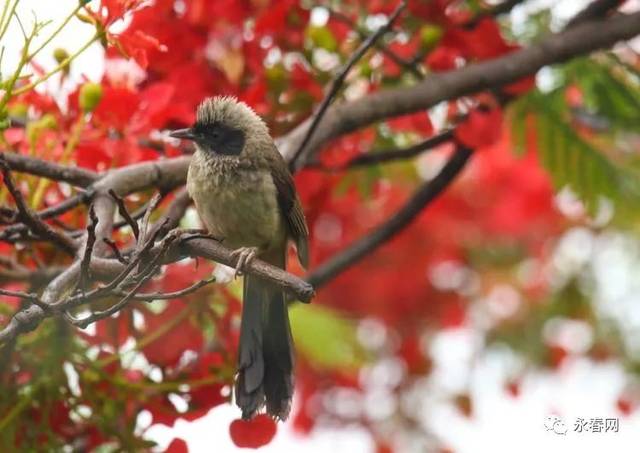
[568, 58, 640, 131]
[289, 304, 367, 371]
[516, 90, 639, 213]
[306, 25, 338, 52]
[509, 98, 528, 157]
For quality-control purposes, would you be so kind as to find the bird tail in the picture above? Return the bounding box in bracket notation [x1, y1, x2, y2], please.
[234, 247, 294, 421]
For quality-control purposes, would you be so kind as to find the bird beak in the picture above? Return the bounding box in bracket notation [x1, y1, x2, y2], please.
[170, 128, 197, 140]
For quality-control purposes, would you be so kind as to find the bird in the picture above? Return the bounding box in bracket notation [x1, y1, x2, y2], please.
[170, 96, 309, 421]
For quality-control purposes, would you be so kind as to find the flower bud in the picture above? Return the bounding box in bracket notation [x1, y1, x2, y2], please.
[53, 48, 69, 64]
[420, 24, 443, 51]
[79, 82, 103, 112]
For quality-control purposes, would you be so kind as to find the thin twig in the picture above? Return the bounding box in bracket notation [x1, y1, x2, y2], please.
[289, 0, 407, 171]
[0, 288, 49, 311]
[102, 238, 128, 264]
[111, 193, 167, 231]
[0, 288, 36, 300]
[67, 232, 179, 329]
[117, 276, 216, 301]
[279, 10, 640, 162]
[139, 193, 163, 245]
[0, 191, 93, 240]
[307, 145, 473, 289]
[76, 205, 98, 293]
[109, 189, 140, 239]
[465, 0, 526, 28]
[0, 157, 77, 255]
[308, 129, 455, 171]
[63, 219, 172, 308]
[327, 7, 422, 78]
[145, 188, 191, 241]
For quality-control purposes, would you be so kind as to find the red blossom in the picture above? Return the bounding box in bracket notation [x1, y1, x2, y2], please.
[387, 111, 433, 134]
[166, 438, 189, 453]
[0, 0, 622, 449]
[455, 107, 504, 149]
[112, 30, 166, 69]
[616, 396, 636, 416]
[426, 46, 460, 71]
[142, 302, 204, 366]
[407, 0, 455, 23]
[503, 76, 536, 96]
[506, 379, 521, 398]
[229, 415, 278, 449]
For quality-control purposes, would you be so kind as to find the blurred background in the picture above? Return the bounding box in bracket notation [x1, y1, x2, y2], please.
[1, 0, 640, 452]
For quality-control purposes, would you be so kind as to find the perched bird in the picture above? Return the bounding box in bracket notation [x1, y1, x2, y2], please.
[170, 96, 309, 421]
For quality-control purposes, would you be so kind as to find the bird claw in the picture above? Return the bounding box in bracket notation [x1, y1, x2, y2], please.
[230, 247, 258, 279]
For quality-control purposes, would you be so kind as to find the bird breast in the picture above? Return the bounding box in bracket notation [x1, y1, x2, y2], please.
[187, 152, 284, 251]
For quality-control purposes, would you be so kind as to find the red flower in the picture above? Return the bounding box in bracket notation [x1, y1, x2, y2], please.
[290, 63, 323, 101]
[455, 107, 504, 149]
[229, 414, 278, 449]
[95, 0, 146, 27]
[387, 111, 433, 135]
[426, 46, 460, 71]
[142, 302, 204, 366]
[113, 30, 166, 69]
[458, 18, 515, 60]
[503, 76, 536, 96]
[408, 0, 455, 23]
[93, 86, 140, 131]
[616, 396, 636, 416]
[166, 438, 189, 453]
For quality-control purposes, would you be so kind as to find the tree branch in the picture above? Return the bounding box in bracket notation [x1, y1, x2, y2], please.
[116, 275, 216, 301]
[288, 0, 407, 170]
[0, 232, 315, 344]
[309, 129, 454, 170]
[0, 151, 98, 187]
[326, 7, 422, 78]
[466, 0, 527, 28]
[0, 157, 77, 255]
[282, 11, 640, 167]
[567, 0, 623, 27]
[0, 191, 92, 241]
[0, 1, 634, 345]
[307, 145, 473, 288]
[109, 189, 140, 239]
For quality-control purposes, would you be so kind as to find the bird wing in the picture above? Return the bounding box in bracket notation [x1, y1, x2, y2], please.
[269, 150, 309, 268]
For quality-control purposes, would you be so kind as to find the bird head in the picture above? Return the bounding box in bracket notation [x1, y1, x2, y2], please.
[170, 96, 269, 157]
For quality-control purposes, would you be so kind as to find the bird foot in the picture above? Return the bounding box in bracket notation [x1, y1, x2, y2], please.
[230, 247, 258, 279]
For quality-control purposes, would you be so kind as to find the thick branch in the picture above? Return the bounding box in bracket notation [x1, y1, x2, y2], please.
[176, 238, 315, 302]
[0, 1, 633, 344]
[0, 234, 315, 344]
[282, 11, 640, 167]
[92, 156, 190, 197]
[0, 152, 98, 187]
